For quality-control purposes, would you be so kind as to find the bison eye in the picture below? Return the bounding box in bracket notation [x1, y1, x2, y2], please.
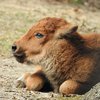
[35, 33, 44, 38]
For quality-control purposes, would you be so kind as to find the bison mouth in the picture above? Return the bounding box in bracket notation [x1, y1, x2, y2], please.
[13, 52, 26, 63]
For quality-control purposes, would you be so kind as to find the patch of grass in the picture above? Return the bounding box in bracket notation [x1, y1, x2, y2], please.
[0, 1, 69, 57]
[0, 4, 37, 56]
[0, 0, 100, 57]
[70, 0, 83, 4]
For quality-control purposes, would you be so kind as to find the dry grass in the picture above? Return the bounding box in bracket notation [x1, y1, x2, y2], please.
[0, 0, 100, 57]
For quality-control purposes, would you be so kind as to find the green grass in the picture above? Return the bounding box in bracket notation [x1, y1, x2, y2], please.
[71, 0, 83, 4]
[0, 0, 70, 57]
[0, 3, 39, 56]
[0, 0, 100, 57]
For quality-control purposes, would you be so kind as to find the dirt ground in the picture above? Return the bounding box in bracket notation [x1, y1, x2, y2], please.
[0, 0, 100, 100]
[0, 57, 69, 100]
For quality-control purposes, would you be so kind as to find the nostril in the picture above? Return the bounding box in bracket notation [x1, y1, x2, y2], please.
[12, 45, 17, 52]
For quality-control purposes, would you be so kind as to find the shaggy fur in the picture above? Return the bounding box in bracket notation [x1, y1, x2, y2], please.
[12, 17, 100, 95]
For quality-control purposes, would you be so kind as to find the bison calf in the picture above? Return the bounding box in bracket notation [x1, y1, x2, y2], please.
[12, 17, 100, 95]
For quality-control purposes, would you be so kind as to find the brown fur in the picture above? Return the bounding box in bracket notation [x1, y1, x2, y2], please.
[13, 17, 100, 95]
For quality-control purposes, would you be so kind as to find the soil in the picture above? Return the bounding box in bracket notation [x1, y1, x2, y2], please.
[0, 57, 99, 100]
[0, 57, 81, 100]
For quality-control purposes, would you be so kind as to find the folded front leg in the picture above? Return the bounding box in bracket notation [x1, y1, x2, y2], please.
[59, 80, 81, 95]
[16, 71, 45, 91]
[16, 66, 45, 91]
[26, 72, 46, 91]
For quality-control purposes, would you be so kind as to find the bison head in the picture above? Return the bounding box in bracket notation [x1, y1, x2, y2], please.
[12, 17, 79, 64]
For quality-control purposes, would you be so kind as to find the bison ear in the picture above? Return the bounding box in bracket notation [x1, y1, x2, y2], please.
[57, 25, 85, 50]
[57, 25, 78, 39]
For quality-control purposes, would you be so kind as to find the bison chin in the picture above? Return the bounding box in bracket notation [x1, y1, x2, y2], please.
[13, 52, 26, 63]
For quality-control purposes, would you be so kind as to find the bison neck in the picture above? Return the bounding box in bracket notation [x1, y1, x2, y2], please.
[40, 41, 79, 92]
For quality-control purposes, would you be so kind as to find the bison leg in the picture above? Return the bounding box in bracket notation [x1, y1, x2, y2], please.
[16, 71, 45, 91]
[59, 80, 81, 95]
[26, 72, 45, 91]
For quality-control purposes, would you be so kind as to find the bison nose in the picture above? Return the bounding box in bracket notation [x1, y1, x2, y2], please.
[12, 44, 17, 53]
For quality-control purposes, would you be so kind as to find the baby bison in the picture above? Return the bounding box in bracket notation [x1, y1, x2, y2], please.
[12, 17, 100, 95]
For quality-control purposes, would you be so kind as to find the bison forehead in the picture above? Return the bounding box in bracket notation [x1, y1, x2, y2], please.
[34, 17, 69, 33]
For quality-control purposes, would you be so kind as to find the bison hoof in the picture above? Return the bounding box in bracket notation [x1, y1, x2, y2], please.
[15, 75, 26, 88]
[16, 80, 26, 88]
